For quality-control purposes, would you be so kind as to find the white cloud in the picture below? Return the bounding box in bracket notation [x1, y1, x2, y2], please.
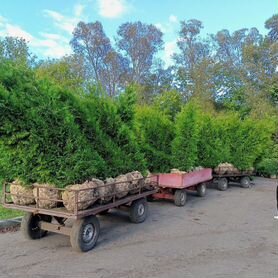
[43, 9, 78, 34]
[42, 43, 71, 58]
[43, 4, 87, 35]
[164, 40, 177, 66]
[169, 15, 178, 23]
[74, 4, 85, 17]
[40, 32, 65, 41]
[0, 16, 71, 58]
[98, 0, 128, 18]
[155, 14, 179, 35]
[155, 23, 166, 33]
[5, 24, 34, 41]
[0, 15, 6, 27]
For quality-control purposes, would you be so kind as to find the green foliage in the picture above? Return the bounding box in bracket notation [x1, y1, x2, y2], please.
[197, 114, 231, 168]
[153, 90, 183, 120]
[0, 61, 105, 187]
[256, 136, 278, 176]
[172, 102, 201, 170]
[197, 111, 276, 170]
[117, 85, 137, 127]
[35, 55, 85, 92]
[0, 37, 36, 67]
[256, 158, 278, 176]
[135, 106, 174, 172]
[0, 62, 146, 187]
[0, 59, 276, 190]
[228, 117, 275, 169]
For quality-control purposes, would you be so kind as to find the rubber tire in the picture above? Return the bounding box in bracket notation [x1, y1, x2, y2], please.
[98, 209, 109, 215]
[21, 213, 52, 240]
[129, 198, 148, 223]
[70, 215, 100, 252]
[174, 189, 187, 206]
[217, 178, 228, 191]
[240, 176, 250, 188]
[197, 183, 206, 197]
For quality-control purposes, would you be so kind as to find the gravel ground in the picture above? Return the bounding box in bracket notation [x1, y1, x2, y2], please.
[0, 177, 277, 278]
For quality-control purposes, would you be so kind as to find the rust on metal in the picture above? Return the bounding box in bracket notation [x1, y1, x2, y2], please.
[40, 221, 71, 236]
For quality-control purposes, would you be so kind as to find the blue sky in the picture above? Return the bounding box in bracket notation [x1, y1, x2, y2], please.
[0, 0, 277, 65]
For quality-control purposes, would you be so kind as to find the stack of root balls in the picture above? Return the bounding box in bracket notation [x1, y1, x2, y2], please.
[214, 163, 240, 174]
[10, 171, 153, 212]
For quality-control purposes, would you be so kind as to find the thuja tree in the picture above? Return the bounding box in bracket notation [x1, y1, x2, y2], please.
[135, 106, 174, 172]
[197, 113, 231, 168]
[0, 61, 106, 187]
[172, 102, 202, 170]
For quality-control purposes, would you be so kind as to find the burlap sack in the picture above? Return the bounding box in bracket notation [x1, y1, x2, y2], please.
[214, 163, 240, 174]
[93, 178, 113, 203]
[62, 180, 99, 212]
[114, 175, 129, 198]
[170, 169, 187, 174]
[33, 183, 60, 209]
[128, 171, 144, 194]
[10, 180, 35, 205]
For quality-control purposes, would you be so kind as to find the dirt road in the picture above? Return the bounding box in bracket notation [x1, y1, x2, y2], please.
[0, 177, 277, 278]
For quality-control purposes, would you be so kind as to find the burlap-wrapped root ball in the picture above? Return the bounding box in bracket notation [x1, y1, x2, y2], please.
[171, 169, 187, 174]
[145, 170, 155, 190]
[243, 167, 255, 175]
[91, 178, 113, 203]
[62, 181, 99, 212]
[114, 175, 130, 199]
[10, 180, 35, 205]
[98, 178, 115, 203]
[214, 163, 240, 175]
[33, 183, 61, 209]
[145, 171, 152, 189]
[128, 171, 144, 194]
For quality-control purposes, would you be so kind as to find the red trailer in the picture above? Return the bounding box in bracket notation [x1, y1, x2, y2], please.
[150, 168, 212, 206]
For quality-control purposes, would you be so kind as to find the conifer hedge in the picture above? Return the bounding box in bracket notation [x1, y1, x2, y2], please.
[0, 61, 276, 188]
[135, 106, 174, 172]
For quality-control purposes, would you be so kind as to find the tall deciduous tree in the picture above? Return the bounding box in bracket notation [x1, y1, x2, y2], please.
[35, 55, 86, 92]
[117, 21, 163, 84]
[70, 21, 127, 96]
[174, 19, 212, 101]
[265, 14, 278, 42]
[0, 36, 35, 66]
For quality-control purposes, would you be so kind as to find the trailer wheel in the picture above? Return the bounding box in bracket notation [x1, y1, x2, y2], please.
[197, 183, 207, 197]
[217, 178, 228, 191]
[21, 213, 52, 240]
[70, 215, 100, 252]
[240, 176, 250, 188]
[174, 189, 187, 206]
[129, 198, 148, 223]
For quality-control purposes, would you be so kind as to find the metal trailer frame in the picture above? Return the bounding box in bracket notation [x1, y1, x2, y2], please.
[149, 168, 213, 206]
[2, 177, 158, 252]
[212, 172, 254, 191]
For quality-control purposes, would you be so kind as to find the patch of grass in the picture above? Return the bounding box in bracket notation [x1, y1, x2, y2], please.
[0, 184, 23, 220]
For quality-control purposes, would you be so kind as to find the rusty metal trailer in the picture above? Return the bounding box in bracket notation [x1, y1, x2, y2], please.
[212, 172, 253, 191]
[2, 178, 157, 252]
[149, 168, 213, 206]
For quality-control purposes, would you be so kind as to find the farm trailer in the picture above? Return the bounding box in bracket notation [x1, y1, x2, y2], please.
[2, 178, 157, 252]
[212, 171, 254, 191]
[149, 168, 213, 206]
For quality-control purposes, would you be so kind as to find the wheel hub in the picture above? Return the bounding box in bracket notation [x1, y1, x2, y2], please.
[138, 204, 145, 216]
[180, 194, 185, 202]
[82, 224, 95, 243]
